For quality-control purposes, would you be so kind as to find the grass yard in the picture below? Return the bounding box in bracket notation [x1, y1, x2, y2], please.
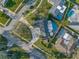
[75, 0, 79, 4]
[0, 11, 10, 26]
[34, 38, 57, 58]
[13, 22, 32, 42]
[34, 38, 56, 54]
[34, 38, 70, 59]
[4, 0, 23, 12]
[25, 0, 52, 25]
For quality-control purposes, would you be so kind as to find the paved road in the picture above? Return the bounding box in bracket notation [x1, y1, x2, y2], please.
[0, 4, 31, 33]
[0, 0, 44, 59]
[0, 0, 42, 49]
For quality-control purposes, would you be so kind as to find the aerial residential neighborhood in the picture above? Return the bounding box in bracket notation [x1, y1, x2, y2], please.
[0, 0, 79, 59]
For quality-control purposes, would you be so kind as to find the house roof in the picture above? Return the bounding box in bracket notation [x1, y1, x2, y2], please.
[57, 5, 66, 13]
[55, 32, 76, 54]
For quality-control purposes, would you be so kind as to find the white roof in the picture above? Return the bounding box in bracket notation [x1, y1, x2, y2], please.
[48, 20, 54, 36]
[57, 5, 66, 13]
[63, 33, 69, 40]
[57, 6, 61, 10]
[48, 20, 53, 32]
[60, 5, 66, 13]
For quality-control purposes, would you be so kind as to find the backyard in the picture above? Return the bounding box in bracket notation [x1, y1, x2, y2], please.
[0, 11, 10, 26]
[4, 0, 23, 11]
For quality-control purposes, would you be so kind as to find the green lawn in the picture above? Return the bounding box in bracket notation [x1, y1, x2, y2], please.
[0, 11, 10, 26]
[13, 22, 32, 42]
[25, 0, 52, 25]
[34, 39, 70, 59]
[75, 0, 79, 4]
[34, 38, 57, 57]
[4, 0, 23, 11]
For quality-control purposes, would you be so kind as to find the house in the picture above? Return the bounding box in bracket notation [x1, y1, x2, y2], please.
[33, 19, 58, 39]
[55, 30, 77, 55]
[48, 20, 54, 36]
[49, 0, 66, 21]
[57, 5, 66, 13]
[68, 5, 79, 31]
[68, 5, 79, 23]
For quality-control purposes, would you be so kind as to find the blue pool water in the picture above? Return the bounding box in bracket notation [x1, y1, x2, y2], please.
[67, 10, 74, 17]
[52, 20, 58, 32]
[57, 14, 63, 21]
[55, 9, 63, 21]
[44, 20, 58, 37]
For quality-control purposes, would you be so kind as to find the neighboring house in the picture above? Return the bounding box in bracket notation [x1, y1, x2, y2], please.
[49, 0, 66, 21]
[68, 5, 79, 22]
[55, 29, 77, 55]
[68, 5, 79, 31]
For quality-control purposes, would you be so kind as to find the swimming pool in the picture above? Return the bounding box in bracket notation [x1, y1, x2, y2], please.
[67, 9, 74, 17]
[52, 20, 58, 32]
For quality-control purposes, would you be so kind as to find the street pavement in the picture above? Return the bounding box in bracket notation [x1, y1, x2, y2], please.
[0, 0, 43, 59]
